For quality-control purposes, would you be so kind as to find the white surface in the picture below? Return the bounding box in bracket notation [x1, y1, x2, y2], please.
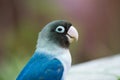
[66, 54, 120, 80]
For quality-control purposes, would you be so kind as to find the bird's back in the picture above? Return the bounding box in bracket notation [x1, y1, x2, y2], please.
[16, 52, 64, 80]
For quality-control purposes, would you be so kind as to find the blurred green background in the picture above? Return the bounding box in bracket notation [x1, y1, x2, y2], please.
[0, 0, 120, 80]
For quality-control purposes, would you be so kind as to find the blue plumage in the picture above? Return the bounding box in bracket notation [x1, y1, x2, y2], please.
[17, 52, 64, 80]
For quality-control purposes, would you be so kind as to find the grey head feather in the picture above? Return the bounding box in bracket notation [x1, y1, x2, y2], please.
[37, 20, 72, 48]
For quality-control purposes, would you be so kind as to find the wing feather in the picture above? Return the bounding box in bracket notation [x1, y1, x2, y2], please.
[16, 52, 64, 80]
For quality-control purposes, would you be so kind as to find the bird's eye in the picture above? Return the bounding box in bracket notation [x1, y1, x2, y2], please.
[55, 26, 65, 33]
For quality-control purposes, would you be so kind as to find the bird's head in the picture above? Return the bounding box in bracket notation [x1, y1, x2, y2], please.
[37, 20, 78, 49]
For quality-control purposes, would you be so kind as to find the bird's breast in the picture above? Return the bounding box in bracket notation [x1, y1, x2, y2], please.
[56, 49, 72, 79]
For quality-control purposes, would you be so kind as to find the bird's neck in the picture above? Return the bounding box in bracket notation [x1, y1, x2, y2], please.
[36, 37, 69, 55]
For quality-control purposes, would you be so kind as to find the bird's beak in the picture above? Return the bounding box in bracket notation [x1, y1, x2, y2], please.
[66, 26, 78, 43]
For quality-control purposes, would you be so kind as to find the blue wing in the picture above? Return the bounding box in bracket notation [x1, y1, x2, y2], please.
[16, 52, 64, 80]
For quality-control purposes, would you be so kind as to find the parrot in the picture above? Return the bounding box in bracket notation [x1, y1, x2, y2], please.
[16, 20, 78, 80]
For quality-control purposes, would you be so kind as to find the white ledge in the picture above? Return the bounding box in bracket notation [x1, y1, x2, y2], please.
[67, 54, 120, 80]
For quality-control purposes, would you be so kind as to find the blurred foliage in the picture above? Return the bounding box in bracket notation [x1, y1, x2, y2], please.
[0, 0, 120, 80]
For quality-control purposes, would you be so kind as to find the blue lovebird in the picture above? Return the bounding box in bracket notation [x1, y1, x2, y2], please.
[16, 20, 78, 80]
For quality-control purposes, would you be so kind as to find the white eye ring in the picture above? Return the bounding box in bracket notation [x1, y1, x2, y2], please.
[55, 26, 65, 33]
